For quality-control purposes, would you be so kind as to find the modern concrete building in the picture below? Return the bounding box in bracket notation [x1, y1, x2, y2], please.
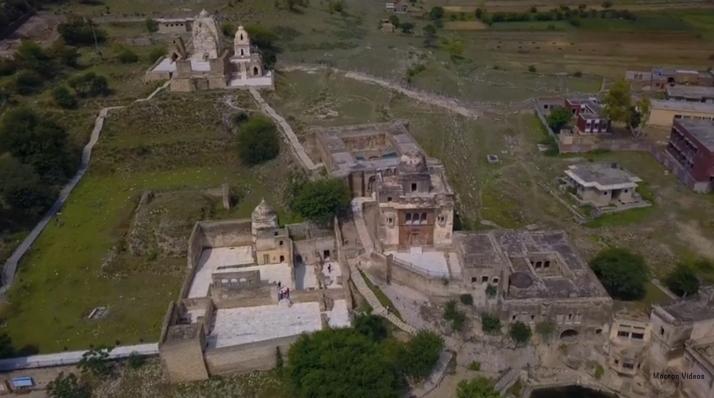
[666, 85, 714, 103]
[663, 119, 714, 193]
[562, 162, 644, 208]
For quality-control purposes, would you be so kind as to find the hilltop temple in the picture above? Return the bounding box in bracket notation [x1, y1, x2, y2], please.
[145, 10, 274, 91]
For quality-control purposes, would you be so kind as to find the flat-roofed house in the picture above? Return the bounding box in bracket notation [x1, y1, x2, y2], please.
[666, 85, 714, 103]
[647, 100, 714, 128]
[564, 97, 611, 134]
[563, 162, 643, 208]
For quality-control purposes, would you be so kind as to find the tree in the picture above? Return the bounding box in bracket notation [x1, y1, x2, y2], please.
[354, 314, 388, 341]
[222, 22, 236, 38]
[68, 72, 110, 98]
[13, 70, 43, 95]
[389, 14, 400, 28]
[287, 329, 401, 398]
[547, 106, 572, 132]
[0, 155, 54, 214]
[509, 321, 532, 345]
[590, 247, 648, 300]
[444, 300, 466, 331]
[481, 313, 501, 334]
[528, 65, 537, 73]
[603, 80, 632, 126]
[14, 40, 55, 77]
[429, 6, 445, 20]
[629, 97, 651, 133]
[236, 115, 280, 165]
[457, 377, 500, 398]
[47, 372, 91, 398]
[245, 25, 279, 69]
[291, 178, 350, 225]
[145, 18, 158, 33]
[49, 42, 80, 68]
[78, 346, 113, 378]
[0, 108, 75, 182]
[52, 86, 78, 109]
[665, 264, 699, 297]
[397, 330, 443, 381]
[400, 22, 414, 34]
[116, 47, 138, 63]
[58, 16, 107, 46]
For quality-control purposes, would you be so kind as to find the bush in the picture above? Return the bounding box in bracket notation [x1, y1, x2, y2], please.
[126, 352, 145, 369]
[47, 372, 91, 398]
[236, 115, 280, 165]
[547, 106, 572, 132]
[459, 294, 473, 306]
[457, 377, 500, 398]
[116, 47, 138, 63]
[145, 18, 158, 33]
[222, 22, 235, 37]
[528, 65, 537, 73]
[290, 178, 350, 225]
[78, 346, 113, 378]
[245, 25, 278, 69]
[590, 248, 648, 300]
[58, 16, 107, 46]
[509, 321, 532, 345]
[147, 46, 166, 63]
[15, 40, 55, 77]
[468, 361, 481, 371]
[481, 313, 501, 334]
[52, 86, 78, 109]
[68, 72, 109, 98]
[49, 42, 80, 68]
[444, 300, 466, 331]
[429, 6, 444, 20]
[0, 58, 16, 76]
[397, 330, 443, 381]
[665, 264, 699, 297]
[13, 70, 43, 95]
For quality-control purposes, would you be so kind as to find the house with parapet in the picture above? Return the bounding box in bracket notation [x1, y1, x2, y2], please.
[561, 162, 646, 209]
[605, 309, 652, 377]
[159, 200, 350, 382]
[626, 68, 714, 92]
[145, 10, 273, 91]
[666, 85, 714, 104]
[661, 119, 714, 193]
[648, 100, 714, 128]
[564, 97, 611, 134]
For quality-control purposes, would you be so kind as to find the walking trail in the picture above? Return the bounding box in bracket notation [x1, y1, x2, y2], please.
[1, 81, 170, 296]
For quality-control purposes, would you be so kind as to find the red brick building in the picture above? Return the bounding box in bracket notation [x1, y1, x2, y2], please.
[564, 97, 611, 134]
[665, 119, 714, 193]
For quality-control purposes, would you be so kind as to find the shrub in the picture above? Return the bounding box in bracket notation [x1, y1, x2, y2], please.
[590, 248, 648, 300]
[126, 352, 145, 369]
[665, 264, 699, 297]
[444, 300, 466, 331]
[509, 321, 532, 345]
[354, 314, 388, 341]
[47, 372, 91, 398]
[116, 47, 138, 63]
[221, 22, 235, 37]
[468, 361, 481, 371]
[573, 70, 583, 77]
[290, 178, 351, 225]
[457, 377, 500, 398]
[147, 46, 166, 63]
[547, 106, 572, 132]
[528, 65, 537, 73]
[397, 330, 443, 381]
[459, 293, 473, 306]
[0, 58, 16, 76]
[481, 313, 501, 334]
[78, 346, 113, 377]
[49, 42, 80, 68]
[13, 70, 43, 95]
[68, 72, 109, 97]
[429, 6, 444, 20]
[145, 18, 158, 33]
[52, 86, 78, 109]
[15, 40, 55, 77]
[58, 16, 107, 46]
[236, 115, 280, 165]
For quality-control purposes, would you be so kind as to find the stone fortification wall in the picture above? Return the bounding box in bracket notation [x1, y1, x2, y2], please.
[368, 252, 461, 297]
[204, 335, 299, 375]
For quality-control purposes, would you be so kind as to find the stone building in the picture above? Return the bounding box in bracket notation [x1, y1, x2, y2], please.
[666, 85, 714, 103]
[564, 97, 611, 134]
[454, 230, 613, 339]
[145, 10, 274, 91]
[561, 162, 644, 208]
[155, 17, 194, 34]
[626, 68, 714, 92]
[647, 99, 714, 128]
[315, 122, 454, 250]
[159, 200, 350, 382]
[605, 310, 652, 377]
[663, 119, 714, 193]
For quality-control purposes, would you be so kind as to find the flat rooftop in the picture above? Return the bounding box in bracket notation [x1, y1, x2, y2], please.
[661, 295, 714, 323]
[387, 248, 450, 278]
[651, 99, 714, 114]
[666, 85, 714, 100]
[675, 119, 714, 152]
[188, 247, 292, 298]
[565, 162, 641, 190]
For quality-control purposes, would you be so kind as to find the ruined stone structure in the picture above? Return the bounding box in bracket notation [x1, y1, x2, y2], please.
[454, 230, 613, 339]
[159, 201, 350, 382]
[145, 10, 274, 91]
[605, 310, 652, 377]
[315, 122, 454, 250]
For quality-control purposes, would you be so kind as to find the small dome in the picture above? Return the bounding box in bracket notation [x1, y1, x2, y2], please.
[398, 150, 427, 173]
[509, 272, 533, 289]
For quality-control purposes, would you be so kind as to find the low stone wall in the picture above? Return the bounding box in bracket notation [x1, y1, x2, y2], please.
[369, 252, 462, 297]
[204, 335, 298, 375]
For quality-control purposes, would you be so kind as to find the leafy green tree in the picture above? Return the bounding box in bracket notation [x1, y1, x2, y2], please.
[245, 25, 279, 68]
[78, 346, 113, 378]
[0, 155, 56, 215]
[354, 314, 388, 341]
[665, 264, 699, 297]
[291, 178, 350, 224]
[547, 106, 572, 132]
[481, 313, 501, 334]
[68, 72, 110, 98]
[13, 70, 43, 95]
[49, 42, 81, 68]
[429, 6, 445, 20]
[0, 107, 74, 181]
[603, 80, 632, 126]
[457, 377, 500, 398]
[47, 372, 91, 398]
[145, 18, 158, 33]
[389, 14, 400, 27]
[52, 86, 78, 109]
[287, 329, 401, 398]
[221, 22, 236, 38]
[509, 321, 532, 345]
[400, 22, 414, 34]
[58, 16, 107, 46]
[236, 115, 280, 165]
[14, 40, 55, 77]
[397, 330, 443, 381]
[590, 247, 648, 300]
